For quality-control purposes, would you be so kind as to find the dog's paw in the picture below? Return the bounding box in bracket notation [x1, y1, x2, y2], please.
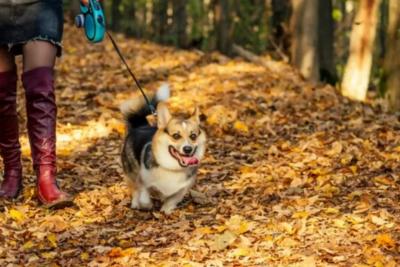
[139, 201, 154, 210]
[130, 197, 140, 209]
[131, 198, 154, 210]
[160, 204, 176, 215]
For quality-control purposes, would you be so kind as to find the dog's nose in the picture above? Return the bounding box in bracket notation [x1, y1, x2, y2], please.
[183, 146, 193, 155]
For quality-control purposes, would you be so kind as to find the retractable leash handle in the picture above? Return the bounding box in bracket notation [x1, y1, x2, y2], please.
[75, 0, 105, 43]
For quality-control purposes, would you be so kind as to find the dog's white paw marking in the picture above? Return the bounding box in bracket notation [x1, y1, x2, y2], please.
[139, 190, 152, 208]
[139, 199, 153, 210]
[131, 194, 140, 209]
[160, 203, 176, 215]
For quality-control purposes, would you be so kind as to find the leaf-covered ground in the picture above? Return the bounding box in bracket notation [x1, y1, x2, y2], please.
[1, 25, 399, 266]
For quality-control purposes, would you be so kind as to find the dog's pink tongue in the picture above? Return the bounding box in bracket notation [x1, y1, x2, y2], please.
[182, 156, 199, 165]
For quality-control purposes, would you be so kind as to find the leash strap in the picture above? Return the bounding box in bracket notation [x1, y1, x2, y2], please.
[106, 31, 156, 115]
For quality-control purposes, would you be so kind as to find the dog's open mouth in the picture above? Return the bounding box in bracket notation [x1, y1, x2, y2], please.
[169, 146, 199, 167]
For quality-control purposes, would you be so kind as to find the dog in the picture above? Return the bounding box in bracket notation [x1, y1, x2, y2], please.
[120, 84, 206, 214]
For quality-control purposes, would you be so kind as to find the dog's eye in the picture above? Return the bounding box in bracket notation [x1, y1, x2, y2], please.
[172, 133, 181, 140]
[190, 133, 197, 141]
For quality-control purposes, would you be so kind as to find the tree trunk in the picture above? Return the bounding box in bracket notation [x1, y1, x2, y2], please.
[384, 0, 400, 110]
[290, 0, 320, 82]
[318, 0, 337, 84]
[214, 0, 234, 55]
[124, 1, 136, 36]
[69, 1, 81, 22]
[172, 0, 187, 48]
[271, 0, 291, 55]
[378, 0, 389, 60]
[152, 0, 169, 43]
[341, 0, 381, 101]
[111, 0, 122, 31]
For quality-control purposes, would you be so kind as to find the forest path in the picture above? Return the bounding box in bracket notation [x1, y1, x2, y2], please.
[1, 25, 399, 266]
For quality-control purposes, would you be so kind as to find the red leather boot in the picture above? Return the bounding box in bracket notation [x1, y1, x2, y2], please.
[0, 70, 23, 198]
[22, 67, 73, 208]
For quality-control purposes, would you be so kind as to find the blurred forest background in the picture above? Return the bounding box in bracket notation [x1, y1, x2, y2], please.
[64, 0, 400, 110]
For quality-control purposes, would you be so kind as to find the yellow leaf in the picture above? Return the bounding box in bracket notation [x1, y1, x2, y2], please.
[292, 211, 309, 219]
[333, 219, 346, 228]
[23, 241, 35, 250]
[279, 237, 298, 247]
[239, 165, 253, 174]
[215, 225, 227, 233]
[376, 234, 395, 248]
[9, 209, 25, 222]
[320, 184, 340, 196]
[326, 141, 343, 156]
[233, 121, 249, 133]
[41, 252, 56, 259]
[80, 252, 89, 261]
[121, 248, 138, 257]
[371, 215, 386, 226]
[346, 214, 364, 224]
[23, 186, 36, 200]
[324, 208, 339, 214]
[350, 165, 358, 174]
[41, 215, 69, 232]
[281, 222, 295, 234]
[196, 227, 213, 234]
[211, 230, 237, 251]
[228, 246, 251, 258]
[226, 215, 252, 235]
[47, 233, 58, 248]
[340, 154, 353, 165]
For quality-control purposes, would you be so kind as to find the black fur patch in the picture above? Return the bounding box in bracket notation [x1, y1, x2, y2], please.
[143, 143, 158, 169]
[128, 126, 157, 163]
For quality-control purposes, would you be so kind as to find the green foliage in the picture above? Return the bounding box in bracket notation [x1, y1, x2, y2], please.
[332, 8, 343, 21]
[233, 0, 268, 53]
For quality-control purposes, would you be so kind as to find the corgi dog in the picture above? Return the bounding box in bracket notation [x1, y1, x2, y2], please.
[120, 84, 206, 214]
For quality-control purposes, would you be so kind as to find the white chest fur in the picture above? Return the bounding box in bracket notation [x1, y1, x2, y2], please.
[140, 166, 194, 198]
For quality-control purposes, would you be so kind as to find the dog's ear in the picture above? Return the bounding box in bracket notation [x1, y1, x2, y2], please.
[157, 102, 171, 128]
[190, 106, 200, 124]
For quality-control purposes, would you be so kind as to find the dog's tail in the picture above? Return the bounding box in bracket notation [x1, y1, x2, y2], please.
[120, 83, 170, 129]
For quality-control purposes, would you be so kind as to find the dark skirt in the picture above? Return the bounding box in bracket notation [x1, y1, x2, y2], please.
[0, 0, 64, 56]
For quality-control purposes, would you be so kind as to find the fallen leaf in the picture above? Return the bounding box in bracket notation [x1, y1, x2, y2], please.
[211, 230, 237, 251]
[376, 234, 395, 248]
[9, 209, 25, 222]
[47, 233, 58, 248]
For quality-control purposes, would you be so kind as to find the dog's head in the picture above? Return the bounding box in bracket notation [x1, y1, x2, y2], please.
[153, 103, 206, 170]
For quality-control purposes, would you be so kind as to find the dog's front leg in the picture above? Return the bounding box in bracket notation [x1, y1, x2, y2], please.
[131, 186, 153, 210]
[160, 188, 187, 214]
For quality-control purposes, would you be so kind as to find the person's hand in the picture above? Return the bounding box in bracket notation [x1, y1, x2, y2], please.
[80, 0, 102, 6]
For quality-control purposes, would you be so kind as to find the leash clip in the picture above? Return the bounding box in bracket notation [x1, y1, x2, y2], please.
[148, 104, 157, 115]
